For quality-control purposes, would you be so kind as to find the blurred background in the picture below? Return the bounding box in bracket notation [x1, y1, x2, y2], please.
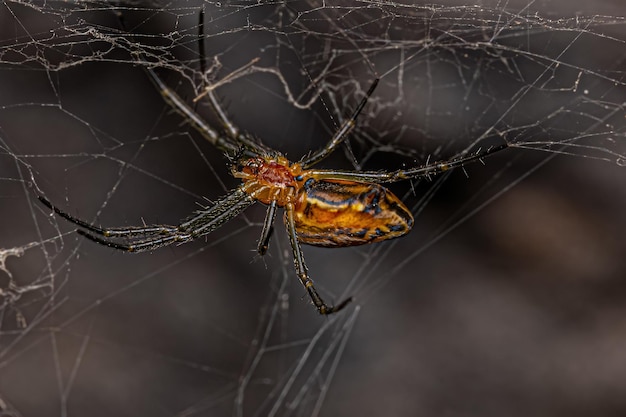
[0, 1, 625, 416]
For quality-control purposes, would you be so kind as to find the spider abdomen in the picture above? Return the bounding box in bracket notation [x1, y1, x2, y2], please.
[292, 179, 414, 247]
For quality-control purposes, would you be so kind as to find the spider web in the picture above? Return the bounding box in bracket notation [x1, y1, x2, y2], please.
[1, 1, 625, 416]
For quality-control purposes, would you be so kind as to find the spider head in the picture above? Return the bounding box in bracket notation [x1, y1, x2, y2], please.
[233, 155, 300, 181]
[232, 155, 303, 205]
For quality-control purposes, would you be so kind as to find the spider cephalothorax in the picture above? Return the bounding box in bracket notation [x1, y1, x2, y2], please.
[232, 155, 303, 206]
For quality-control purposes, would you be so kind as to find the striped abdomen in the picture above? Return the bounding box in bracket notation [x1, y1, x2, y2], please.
[291, 179, 414, 247]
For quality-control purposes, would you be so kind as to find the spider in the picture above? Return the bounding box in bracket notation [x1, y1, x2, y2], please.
[39, 23, 509, 314]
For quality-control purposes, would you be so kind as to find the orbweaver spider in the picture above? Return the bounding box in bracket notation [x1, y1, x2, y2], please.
[39, 57, 508, 315]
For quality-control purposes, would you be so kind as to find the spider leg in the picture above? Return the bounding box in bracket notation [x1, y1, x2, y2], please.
[38, 196, 178, 237]
[144, 68, 248, 156]
[118, 14, 261, 158]
[196, 9, 268, 155]
[305, 143, 509, 183]
[180, 188, 254, 236]
[76, 229, 190, 252]
[302, 78, 379, 169]
[284, 203, 352, 315]
[40, 188, 255, 253]
[257, 200, 277, 255]
[75, 189, 253, 253]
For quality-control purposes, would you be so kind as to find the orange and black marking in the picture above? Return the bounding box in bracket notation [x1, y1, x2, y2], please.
[292, 179, 414, 247]
[234, 155, 414, 248]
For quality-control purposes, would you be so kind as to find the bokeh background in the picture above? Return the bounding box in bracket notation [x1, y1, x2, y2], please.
[1, 1, 625, 416]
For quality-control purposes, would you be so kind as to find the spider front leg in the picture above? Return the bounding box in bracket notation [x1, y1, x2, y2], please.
[284, 203, 352, 315]
[76, 229, 192, 252]
[39, 195, 192, 252]
[38, 196, 180, 238]
[39, 189, 255, 253]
